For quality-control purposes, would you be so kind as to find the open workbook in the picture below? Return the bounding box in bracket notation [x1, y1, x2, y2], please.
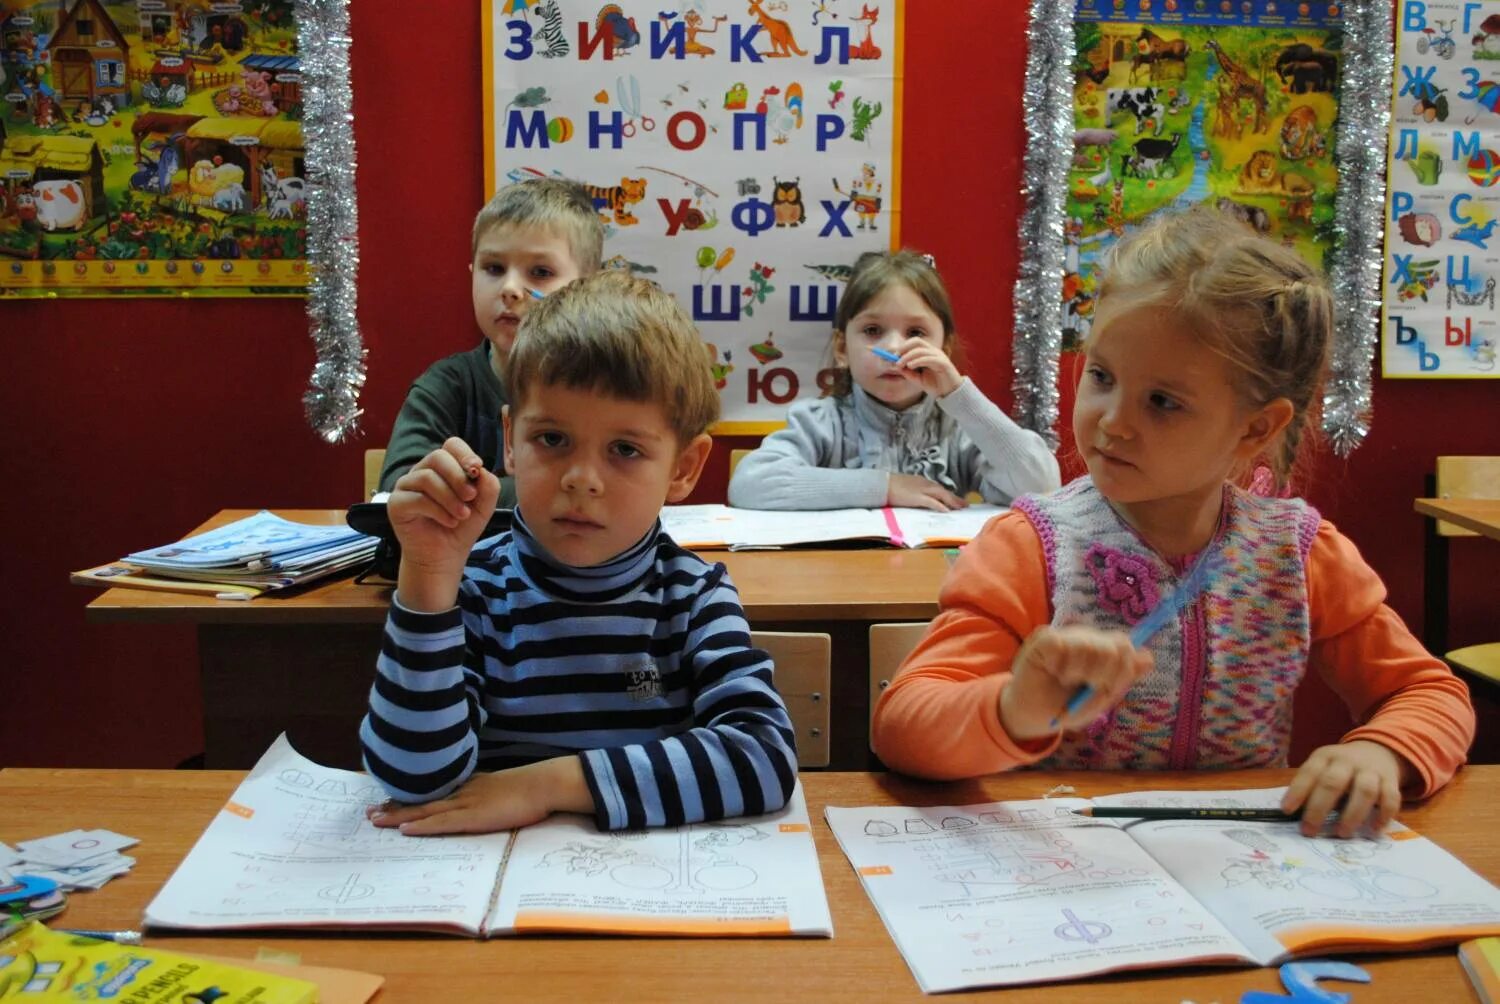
[660, 502, 1005, 549]
[145, 736, 832, 938]
[826, 789, 1500, 994]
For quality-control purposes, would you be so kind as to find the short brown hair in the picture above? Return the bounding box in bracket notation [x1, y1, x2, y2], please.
[505, 271, 720, 443]
[826, 249, 960, 398]
[1091, 205, 1333, 487]
[471, 177, 604, 274]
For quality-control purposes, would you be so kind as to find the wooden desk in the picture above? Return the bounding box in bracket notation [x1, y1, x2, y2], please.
[1415, 497, 1500, 655]
[4, 766, 1494, 1002]
[83, 510, 951, 770]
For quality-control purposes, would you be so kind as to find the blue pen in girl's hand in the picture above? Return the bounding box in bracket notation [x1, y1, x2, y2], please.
[871, 346, 902, 363]
[1049, 549, 1227, 728]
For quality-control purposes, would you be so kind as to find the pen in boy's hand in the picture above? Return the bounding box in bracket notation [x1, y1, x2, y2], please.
[870, 346, 902, 363]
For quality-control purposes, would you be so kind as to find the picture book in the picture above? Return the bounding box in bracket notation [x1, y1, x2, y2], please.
[145, 736, 833, 938]
[825, 788, 1500, 994]
[660, 503, 1005, 550]
[0, 921, 318, 1003]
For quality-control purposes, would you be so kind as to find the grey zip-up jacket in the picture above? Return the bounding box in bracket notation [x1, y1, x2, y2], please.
[727, 379, 1060, 510]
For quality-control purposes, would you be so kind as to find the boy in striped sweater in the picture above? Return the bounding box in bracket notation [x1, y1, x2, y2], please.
[361, 271, 797, 834]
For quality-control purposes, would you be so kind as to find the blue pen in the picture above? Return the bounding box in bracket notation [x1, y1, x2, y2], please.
[871, 346, 901, 363]
[60, 928, 144, 945]
[1050, 550, 1226, 728]
[527, 287, 545, 299]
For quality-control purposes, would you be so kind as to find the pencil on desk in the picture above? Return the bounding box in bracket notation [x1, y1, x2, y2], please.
[1072, 806, 1300, 822]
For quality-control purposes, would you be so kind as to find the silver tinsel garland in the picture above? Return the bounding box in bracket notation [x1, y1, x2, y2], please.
[296, 0, 365, 443]
[1014, 3, 1388, 456]
[1323, 0, 1391, 456]
[1011, 0, 1074, 449]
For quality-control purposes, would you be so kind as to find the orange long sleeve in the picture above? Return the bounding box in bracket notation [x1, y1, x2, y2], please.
[871, 513, 1475, 793]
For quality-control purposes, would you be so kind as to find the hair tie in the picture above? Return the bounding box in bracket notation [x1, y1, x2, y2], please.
[919, 253, 937, 269]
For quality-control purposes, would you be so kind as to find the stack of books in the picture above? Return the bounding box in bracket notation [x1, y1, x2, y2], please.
[72, 510, 377, 599]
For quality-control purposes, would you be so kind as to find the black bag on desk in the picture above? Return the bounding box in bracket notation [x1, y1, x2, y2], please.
[345, 503, 513, 582]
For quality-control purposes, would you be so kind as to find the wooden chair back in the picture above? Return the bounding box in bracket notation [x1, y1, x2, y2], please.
[753, 631, 831, 768]
[868, 622, 931, 731]
[363, 449, 387, 500]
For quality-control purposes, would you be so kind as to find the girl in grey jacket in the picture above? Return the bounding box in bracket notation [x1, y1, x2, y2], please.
[728, 250, 1061, 511]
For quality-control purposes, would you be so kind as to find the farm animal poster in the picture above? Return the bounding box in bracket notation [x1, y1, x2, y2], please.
[1064, 2, 1343, 351]
[1382, 0, 1500, 377]
[483, 0, 902, 431]
[0, 0, 306, 297]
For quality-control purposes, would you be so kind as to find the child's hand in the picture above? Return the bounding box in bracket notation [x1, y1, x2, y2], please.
[389, 437, 500, 609]
[998, 626, 1153, 742]
[895, 339, 962, 399]
[887, 473, 967, 511]
[367, 757, 593, 836]
[1281, 740, 1412, 838]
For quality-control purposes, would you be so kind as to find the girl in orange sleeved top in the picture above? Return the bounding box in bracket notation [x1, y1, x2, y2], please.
[871, 206, 1474, 839]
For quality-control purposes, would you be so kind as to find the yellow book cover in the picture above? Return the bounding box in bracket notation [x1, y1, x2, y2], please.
[1461, 936, 1500, 1004]
[0, 922, 317, 1003]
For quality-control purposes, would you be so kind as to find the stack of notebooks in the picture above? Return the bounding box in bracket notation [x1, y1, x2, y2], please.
[72, 511, 378, 599]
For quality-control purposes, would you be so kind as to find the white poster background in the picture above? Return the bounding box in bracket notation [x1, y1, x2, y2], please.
[484, 0, 903, 429]
[1384, 0, 1500, 378]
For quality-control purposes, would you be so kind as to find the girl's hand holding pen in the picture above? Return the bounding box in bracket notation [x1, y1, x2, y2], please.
[873, 341, 962, 398]
[999, 626, 1153, 742]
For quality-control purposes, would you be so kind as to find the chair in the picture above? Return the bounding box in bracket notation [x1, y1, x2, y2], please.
[753, 631, 831, 768]
[1432, 456, 1500, 687]
[868, 622, 931, 729]
[363, 449, 386, 500]
[728, 448, 753, 479]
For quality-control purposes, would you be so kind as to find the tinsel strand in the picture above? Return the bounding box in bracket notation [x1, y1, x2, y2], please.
[1011, 0, 1075, 448]
[1323, 0, 1390, 456]
[296, 0, 365, 443]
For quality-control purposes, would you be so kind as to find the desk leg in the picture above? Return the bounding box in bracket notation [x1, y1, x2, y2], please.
[1423, 514, 1450, 655]
[198, 624, 381, 770]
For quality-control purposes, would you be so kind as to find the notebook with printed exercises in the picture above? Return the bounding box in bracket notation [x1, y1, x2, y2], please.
[826, 789, 1500, 993]
[145, 735, 832, 938]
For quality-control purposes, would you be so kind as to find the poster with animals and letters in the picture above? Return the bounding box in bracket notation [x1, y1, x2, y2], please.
[0, 0, 305, 297]
[1383, 0, 1500, 377]
[1066, 1, 1342, 353]
[484, 0, 902, 431]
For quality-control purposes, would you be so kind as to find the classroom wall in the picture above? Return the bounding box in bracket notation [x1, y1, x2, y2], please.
[3, 1, 1495, 768]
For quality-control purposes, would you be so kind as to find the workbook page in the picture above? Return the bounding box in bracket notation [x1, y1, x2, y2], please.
[825, 799, 1249, 993]
[144, 736, 511, 934]
[486, 784, 832, 936]
[1109, 787, 1500, 961]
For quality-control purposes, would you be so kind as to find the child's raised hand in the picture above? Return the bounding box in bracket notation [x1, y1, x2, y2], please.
[998, 625, 1153, 742]
[389, 437, 500, 605]
[1280, 740, 1411, 838]
[894, 339, 962, 399]
[367, 757, 592, 836]
[887, 473, 968, 511]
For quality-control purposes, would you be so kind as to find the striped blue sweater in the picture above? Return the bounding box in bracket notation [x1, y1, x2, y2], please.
[359, 511, 798, 831]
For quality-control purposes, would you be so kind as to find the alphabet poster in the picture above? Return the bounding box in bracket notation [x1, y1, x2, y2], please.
[483, 0, 903, 431]
[1064, 2, 1342, 351]
[1383, 0, 1500, 377]
[0, 0, 306, 298]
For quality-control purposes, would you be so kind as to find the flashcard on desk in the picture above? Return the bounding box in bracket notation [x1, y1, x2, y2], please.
[16, 829, 138, 867]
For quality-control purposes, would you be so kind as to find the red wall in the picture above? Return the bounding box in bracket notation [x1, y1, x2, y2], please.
[3, 2, 1495, 768]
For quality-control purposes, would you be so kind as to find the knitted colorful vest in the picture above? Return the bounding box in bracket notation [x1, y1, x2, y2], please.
[1013, 478, 1321, 770]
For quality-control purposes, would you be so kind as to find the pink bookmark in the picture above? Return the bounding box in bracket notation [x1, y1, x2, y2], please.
[880, 507, 907, 548]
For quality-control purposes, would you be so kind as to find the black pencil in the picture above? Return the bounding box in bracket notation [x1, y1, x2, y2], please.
[1072, 806, 1300, 822]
